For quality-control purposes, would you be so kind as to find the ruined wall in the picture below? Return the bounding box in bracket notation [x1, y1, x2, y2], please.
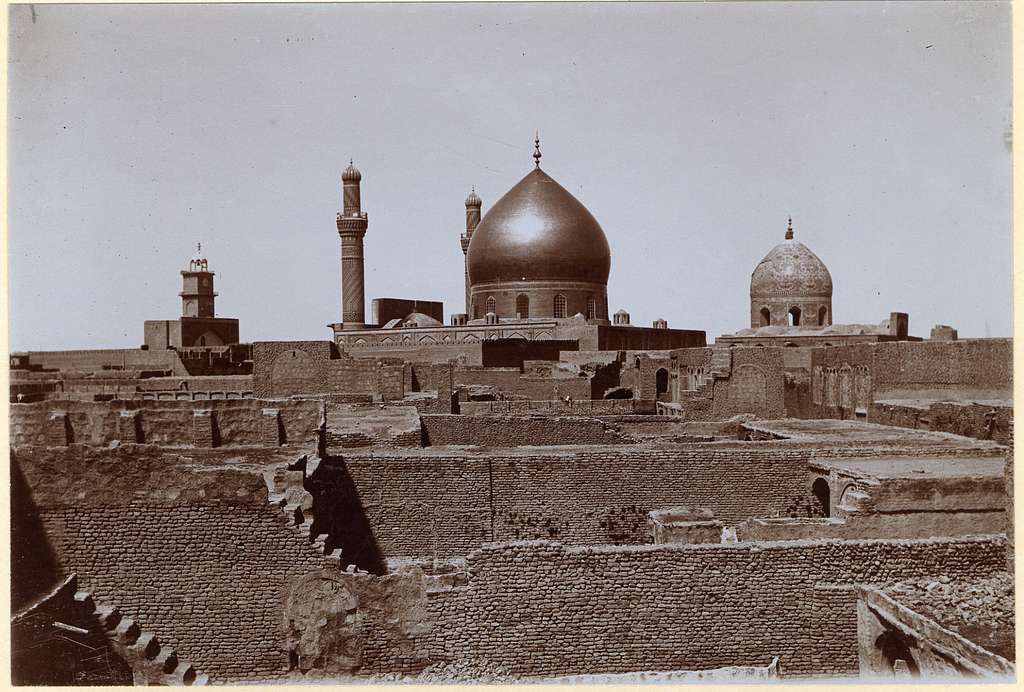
[14, 445, 331, 682]
[711, 348, 786, 419]
[811, 340, 1012, 416]
[420, 414, 631, 447]
[419, 537, 1005, 678]
[9, 398, 323, 448]
[869, 401, 1013, 446]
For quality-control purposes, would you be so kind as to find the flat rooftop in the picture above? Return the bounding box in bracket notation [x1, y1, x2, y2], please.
[742, 419, 1004, 449]
[809, 455, 1004, 481]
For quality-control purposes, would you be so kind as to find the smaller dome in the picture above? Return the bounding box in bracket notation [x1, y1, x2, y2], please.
[403, 312, 442, 328]
[614, 309, 629, 317]
[751, 231, 832, 299]
[342, 160, 362, 182]
[465, 187, 482, 207]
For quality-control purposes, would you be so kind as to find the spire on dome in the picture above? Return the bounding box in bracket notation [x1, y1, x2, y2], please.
[533, 131, 542, 168]
[785, 216, 794, 240]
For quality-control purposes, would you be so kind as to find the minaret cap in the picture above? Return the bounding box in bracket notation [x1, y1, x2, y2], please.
[342, 158, 362, 182]
[465, 186, 482, 207]
[785, 216, 794, 240]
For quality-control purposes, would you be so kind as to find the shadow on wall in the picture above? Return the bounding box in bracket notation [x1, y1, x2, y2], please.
[11, 453, 63, 611]
[309, 459, 386, 575]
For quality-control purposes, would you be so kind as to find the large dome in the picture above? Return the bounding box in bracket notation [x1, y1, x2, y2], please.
[750, 238, 833, 298]
[467, 167, 611, 285]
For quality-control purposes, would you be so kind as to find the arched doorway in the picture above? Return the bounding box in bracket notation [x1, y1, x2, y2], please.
[789, 306, 801, 326]
[818, 305, 828, 326]
[760, 307, 771, 326]
[812, 478, 830, 517]
[655, 368, 669, 398]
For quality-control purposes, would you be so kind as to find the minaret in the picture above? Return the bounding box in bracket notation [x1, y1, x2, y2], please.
[460, 187, 482, 314]
[180, 243, 216, 318]
[337, 160, 369, 329]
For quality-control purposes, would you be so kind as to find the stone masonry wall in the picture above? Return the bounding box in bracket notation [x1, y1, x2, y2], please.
[422, 536, 1006, 679]
[420, 414, 631, 447]
[323, 442, 1001, 559]
[9, 398, 323, 448]
[15, 444, 333, 682]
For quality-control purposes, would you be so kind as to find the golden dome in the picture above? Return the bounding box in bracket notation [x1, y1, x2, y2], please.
[467, 167, 611, 286]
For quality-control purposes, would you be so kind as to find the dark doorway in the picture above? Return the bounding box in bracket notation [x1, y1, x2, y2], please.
[760, 307, 771, 326]
[655, 368, 669, 398]
[875, 630, 921, 677]
[811, 477, 830, 517]
[789, 306, 801, 326]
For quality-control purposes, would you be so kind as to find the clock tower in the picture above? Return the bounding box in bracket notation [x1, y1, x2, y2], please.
[180, 244, 217, 318]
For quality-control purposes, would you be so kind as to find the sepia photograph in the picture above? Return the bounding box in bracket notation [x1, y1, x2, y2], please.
[7, 0, 1015, 684]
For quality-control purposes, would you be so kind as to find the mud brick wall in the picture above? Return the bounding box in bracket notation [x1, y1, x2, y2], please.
[422, 536, 1006, 678]
[251, 341, 404, 400]
[711, 348, 786, 419]
[812, 339, 1012, 404]
[869, 401, 1013, 447]
[15, 445, 329, 683]
[322, 443, 993, 559]
[453, 366, 522, 390]
[9, 398, 323, 448]
[420, 414, 631, 447]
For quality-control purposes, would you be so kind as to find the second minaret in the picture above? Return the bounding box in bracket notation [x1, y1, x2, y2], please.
[337, 160, 368, 329]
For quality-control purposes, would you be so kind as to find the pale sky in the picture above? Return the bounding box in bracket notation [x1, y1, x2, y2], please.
[7, 2, 1012, 351]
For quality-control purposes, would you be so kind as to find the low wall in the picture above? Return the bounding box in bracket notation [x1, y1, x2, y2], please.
[459, 399, 654, 415]
[315, 442, 1000, 560]
[417, 536, 1006, 678]
[420, 414, 631, 447]
[870, 401, 1013, 446]
[9, 398, 323, 448]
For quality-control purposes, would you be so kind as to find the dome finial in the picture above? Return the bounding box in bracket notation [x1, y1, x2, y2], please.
[785, 216, 794, 240]
[533, 131, 542, 168]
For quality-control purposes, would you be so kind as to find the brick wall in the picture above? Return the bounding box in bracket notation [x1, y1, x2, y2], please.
[320, 443, 1000, 559]
[422, 536, 1005, 678]
[869, 401, 1013, 446]
[9, 398, 323, 448]
[251, 341, 405, 401]
[420, 414, 631, 447]
[15, 445, 331, 682]
[811, 340, 1012, 414]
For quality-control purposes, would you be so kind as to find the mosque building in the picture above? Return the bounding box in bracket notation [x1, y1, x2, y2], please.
[328, 138, 705, 363]
[718, 219, 920, 348]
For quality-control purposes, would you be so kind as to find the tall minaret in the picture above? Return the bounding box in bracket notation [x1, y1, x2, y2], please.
[460, 187, 482, 315]
[180, 243, 217, 318]
[337, 160, 368, 329]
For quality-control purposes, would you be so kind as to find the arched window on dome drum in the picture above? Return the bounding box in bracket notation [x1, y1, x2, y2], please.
[788, 306, 801, 327]
[485, 296, 496, 315]
[760, 307, 771, 327]
[516, 294, 529, 319]
[553, 294, 567, 318]
[818, 306, 828, 326]
[586, 297, 596, 320]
